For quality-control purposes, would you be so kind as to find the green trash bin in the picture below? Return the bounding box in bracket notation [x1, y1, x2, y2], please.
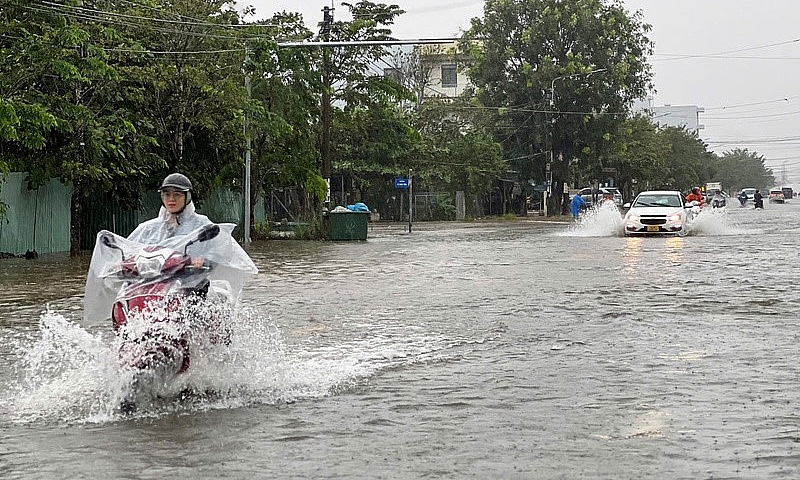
[328, 211, 370, 241]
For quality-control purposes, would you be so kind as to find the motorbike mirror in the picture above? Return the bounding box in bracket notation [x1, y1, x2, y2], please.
[184, 224, 220, 254]
[100, 232, 117, 249]
[100, 232, 125, 261]
[197, 224, 220, 243]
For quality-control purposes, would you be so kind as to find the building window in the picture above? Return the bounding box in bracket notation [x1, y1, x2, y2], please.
[441, 65, 457, 88]
[383, 67, 402, 83]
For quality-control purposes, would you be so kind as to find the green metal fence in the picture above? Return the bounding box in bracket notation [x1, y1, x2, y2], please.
[0, 173, 72, 255]
[1, 173, 268, 255]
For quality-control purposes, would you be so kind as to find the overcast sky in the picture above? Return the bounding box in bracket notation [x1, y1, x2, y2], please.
[247, 1, 800, 184]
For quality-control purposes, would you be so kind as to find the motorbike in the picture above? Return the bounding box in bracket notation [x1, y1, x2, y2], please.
[737, 195, 748, 207]
[84, 223, 257, 413]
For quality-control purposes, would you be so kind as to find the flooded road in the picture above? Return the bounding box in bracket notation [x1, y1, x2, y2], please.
[2, 203, 800, 479]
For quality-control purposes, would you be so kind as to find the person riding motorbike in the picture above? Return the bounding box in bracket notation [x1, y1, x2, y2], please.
[711, 190, 726, 208]
[754, 189, 764, 209]
[737, 191, 748, 207]
[685, 187, 705, 207]
[128, 173, 211, 268]
[599, 191, 616, 205]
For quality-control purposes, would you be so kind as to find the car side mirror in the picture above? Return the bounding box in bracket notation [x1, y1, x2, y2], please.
[622, 203, 631, 209]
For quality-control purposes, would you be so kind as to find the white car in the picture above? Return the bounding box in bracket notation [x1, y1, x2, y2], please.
[623, 190, 696, 236]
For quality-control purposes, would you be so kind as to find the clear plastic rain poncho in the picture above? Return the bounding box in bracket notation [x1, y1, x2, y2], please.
[127, 202, 212, 244]
[83, 223, 258, 327]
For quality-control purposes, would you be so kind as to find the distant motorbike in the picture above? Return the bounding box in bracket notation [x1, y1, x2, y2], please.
[711, 195, 726, 208]
[84, 223, 257, 413]
[737, 194, 748, 207]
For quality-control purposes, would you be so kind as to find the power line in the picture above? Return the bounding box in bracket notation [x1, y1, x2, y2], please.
[702, 110, 800, 120]
[703, 97, 799, 111]
[651, 37, 800, 62]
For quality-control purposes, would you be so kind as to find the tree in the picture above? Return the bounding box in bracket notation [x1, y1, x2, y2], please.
[605, 114, 669, 198]
[113, 0, 248, 195]
[659, 125, 715, 192]
[0, 0, 163, 255]
[713, 148, 774, 193]
[412, 97, 505, 214]
[244, 13, 324, 224]
[322, 2, 426, 207]
[462, 0, 654, 214]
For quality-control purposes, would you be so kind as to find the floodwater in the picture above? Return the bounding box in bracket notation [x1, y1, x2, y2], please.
[2, 201, 800, 479]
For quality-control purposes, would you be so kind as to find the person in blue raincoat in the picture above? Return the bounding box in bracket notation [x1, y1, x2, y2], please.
[570, 193, 587, 219]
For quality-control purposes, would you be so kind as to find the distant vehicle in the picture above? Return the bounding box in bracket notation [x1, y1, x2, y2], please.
[739, 188, 757, 203]
[577, 187, 623, 207]
[781, 187, 794, 200]
[710, 191, 726, 208]
[704, 182, 723, 201]
[768, 188, 785, 203]
[622, 190, 696, 236]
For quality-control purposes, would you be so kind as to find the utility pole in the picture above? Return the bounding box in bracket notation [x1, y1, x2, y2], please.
[243, 47, 252, 248]
[320, 5, 334, 208]
[408, 169, 413, 233]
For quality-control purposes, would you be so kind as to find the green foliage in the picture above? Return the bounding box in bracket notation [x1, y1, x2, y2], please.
[659, 126, 716, 192]
[602, 117, 773, 199]
[251, 221, 272, 240]
[413, 98, 506, 197]
[461, 0, 654, 208]
[712, 148, 775, 192]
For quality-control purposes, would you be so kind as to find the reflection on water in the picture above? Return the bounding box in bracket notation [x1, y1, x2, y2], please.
[622, 236, 642, 276]
[663, 235, 684, 265]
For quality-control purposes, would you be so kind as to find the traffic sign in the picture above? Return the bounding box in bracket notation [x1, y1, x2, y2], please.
[394, 178, 409, 189]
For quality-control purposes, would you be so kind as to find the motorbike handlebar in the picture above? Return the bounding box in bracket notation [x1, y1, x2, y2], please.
[108, 257, 212, 279]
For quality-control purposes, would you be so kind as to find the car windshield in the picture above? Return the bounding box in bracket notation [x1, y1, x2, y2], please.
[633, 194, 682, 208]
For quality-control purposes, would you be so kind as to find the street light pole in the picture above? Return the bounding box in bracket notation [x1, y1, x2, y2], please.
[547, 68, 607, 216]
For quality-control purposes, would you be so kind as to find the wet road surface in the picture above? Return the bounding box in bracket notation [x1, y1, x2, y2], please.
[1, 203, 800, 479]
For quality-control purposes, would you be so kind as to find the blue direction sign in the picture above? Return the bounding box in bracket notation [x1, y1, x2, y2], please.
[394, 178, 409, 189]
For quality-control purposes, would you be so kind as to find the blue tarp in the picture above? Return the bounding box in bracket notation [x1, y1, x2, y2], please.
[346, 202, 369, 212]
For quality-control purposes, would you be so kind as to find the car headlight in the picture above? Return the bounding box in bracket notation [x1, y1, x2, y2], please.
[626, 214, 640, 222]
[667, 213, 682, 222]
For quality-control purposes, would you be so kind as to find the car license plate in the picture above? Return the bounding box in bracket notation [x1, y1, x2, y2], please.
[646, 225, 660, 232]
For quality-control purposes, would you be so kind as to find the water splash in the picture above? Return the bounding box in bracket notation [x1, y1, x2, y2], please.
[561, 202, 624, 237]
[687, 207, 749, 236]
[0, 305, 458, 424]
[560, 203, 752, 238]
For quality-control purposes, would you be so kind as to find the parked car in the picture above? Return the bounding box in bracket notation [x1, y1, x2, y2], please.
[768, 188, 785, 203]
[577, 187, 623, 207]
[623, 190, 696, 236]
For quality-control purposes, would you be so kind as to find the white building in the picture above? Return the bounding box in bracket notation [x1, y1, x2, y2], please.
[636, 96, 705, 132]
[409, 41, 473, 100]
